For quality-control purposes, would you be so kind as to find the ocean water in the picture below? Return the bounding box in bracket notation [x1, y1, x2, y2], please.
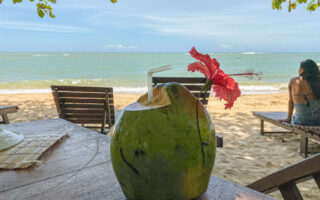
[0, 52, 319, 94]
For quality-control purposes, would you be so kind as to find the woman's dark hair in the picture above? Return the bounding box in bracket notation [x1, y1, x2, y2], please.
[300, 59, 320, 98]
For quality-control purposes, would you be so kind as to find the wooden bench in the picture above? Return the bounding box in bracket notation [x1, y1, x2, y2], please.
[253, 111, 320, 158]
[51, 86, 115, 134]
[247, 152, 320, 200]
[153, 77, 223, 148]
[0, 106, 18, 124]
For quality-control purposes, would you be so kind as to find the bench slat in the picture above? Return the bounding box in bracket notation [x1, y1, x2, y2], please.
[153, 77, 207, 84]
[59, 98, 106, 104]
[58, 92, 107, 98]
[51, 85, 112, 93]
[63, 104, 105, 109]
[67, 119, 104, 124]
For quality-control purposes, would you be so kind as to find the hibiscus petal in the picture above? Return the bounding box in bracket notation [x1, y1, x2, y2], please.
[188, 47, 241, 109]
[213, 83, 241, 109]
[189, 47, 212, 67]
[212, 58, 220, 68]
[188, 62, 210, 79]
[189, 47, 218, 78]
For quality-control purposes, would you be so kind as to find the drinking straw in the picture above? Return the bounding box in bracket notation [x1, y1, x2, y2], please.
[148, 65, 172, 104]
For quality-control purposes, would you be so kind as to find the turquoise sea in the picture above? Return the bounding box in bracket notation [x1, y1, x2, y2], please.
[0, 52, 319, 94]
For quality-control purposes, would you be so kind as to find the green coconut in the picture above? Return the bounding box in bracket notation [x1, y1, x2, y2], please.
[110, 82, 216, 200]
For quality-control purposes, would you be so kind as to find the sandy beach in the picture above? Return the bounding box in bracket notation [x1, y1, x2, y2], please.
[1, 92, 319, 199]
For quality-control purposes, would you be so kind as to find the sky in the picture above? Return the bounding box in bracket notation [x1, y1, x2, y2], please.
[0, 0, 320, 52]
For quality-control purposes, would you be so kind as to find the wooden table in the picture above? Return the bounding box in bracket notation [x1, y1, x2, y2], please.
[0, 106, 18, 124]
[0, 119, 276, 200]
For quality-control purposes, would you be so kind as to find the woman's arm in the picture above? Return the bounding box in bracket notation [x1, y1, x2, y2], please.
[287, 81, 295, 120]
[280, 81, 294, 122]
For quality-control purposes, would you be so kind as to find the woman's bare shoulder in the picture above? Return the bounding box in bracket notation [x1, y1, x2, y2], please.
[289, 76, 300, 84]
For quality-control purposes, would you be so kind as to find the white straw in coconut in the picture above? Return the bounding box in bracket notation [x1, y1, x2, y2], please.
[148, 65, 172, 104]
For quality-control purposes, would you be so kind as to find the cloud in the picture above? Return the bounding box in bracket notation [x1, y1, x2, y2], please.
[141, 14, 262, 38]
[220, 44, 232, 49]
[103, 44, 138, 50]
[139, 13, 320, 46]
[0, 21, 90, 33]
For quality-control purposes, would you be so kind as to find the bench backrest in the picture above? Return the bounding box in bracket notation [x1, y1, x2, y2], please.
[152, 77, 210, 106]
[247, 153, 320, 200]
[51, 85, 115, 133]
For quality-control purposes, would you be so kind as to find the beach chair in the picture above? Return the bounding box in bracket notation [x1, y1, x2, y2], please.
[0, 106, 18, 124]
[253, 112, 320, 158]
[247, 152, 320, 200]
[51, 86, 115, 134]
[152, 77, 223, 148]
[153, 77, 209, 105]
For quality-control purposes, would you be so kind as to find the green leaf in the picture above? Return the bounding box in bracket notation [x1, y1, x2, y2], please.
[310, 3, 318, 10]
[273, 0, 318, 12]
[292, 2, 297, 8]
[38, 9, 44, 18]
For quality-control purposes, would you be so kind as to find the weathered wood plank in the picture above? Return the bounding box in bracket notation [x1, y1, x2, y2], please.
[0, 106, 18, 115]
[57, 92, 107, 98]
[253, 112, 320, 133]
[153, 77, 207, 84]
[63, 114, 105, 119]
[59, 98, 106, 104]
[0, 119, 110, 192]
[51, 85, 112, 93]
[63, 104, 105, 109]
[67, 119, 104, 124]
[63, 109, 105, 114]
[247, 153, 320, 194]
[181, 85, 204, 91]
[0, 162, 124, 200]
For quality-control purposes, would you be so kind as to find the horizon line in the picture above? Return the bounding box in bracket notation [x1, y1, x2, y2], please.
[1, 51, 320, 53]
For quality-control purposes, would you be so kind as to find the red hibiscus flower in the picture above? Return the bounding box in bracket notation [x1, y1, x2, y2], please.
[188, 47, 241, 109]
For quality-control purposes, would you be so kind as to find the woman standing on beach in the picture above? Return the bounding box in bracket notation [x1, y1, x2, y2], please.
[280, 59, 320, 125]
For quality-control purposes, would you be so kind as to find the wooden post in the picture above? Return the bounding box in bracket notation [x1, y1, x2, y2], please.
[101, 102, 107, 134]
[102, 90, 111, 134]
[2, 114, 9, 124]
[260, 119, 264, 136]
[52, 88, 61, 114]
[279, 182, 303, 200]
[300, 135, 308, 158]
[314, 173, 320, 189]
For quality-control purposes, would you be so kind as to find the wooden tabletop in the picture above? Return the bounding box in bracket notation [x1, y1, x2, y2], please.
[0, 119, 275, 200]
[0, 106, 18, 115]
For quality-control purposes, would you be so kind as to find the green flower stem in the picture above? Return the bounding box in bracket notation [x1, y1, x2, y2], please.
[196, 80, 212, 168]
